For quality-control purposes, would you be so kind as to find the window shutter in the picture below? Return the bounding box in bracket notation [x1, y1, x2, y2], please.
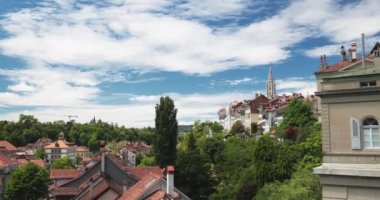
[350, 117, 361, 150]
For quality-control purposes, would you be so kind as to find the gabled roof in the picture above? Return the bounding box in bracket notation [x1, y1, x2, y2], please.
[50, 169, 82, 179]
[0, 141, 17, 151]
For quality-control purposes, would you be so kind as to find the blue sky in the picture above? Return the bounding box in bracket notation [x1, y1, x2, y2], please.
[0, 0, 379, 127]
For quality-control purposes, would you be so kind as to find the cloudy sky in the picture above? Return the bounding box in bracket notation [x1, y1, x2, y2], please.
[0, 0, 379, 127]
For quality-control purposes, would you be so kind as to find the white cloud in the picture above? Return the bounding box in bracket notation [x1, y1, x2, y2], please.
[225, 77, 255, 86]
[276, 77, 316, 96]
[0, 91, 258, 127]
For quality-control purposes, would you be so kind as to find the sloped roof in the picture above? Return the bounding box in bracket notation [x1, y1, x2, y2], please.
[0, 141, 17, 151]
[118, 173, 161, 200]
[50, 169, 82, 179]
[123, 166, 162, 180]
[0, 149, 15, 168]
[44, 140, 70, 149]
[76, 146, 89, 152]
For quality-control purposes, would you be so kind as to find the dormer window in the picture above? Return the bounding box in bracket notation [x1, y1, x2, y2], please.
[360, 81, 376, 88]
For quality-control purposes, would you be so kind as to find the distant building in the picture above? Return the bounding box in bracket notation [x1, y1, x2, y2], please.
[75, 146, 90, 160]
[24, 138, 52, 156]
[314, 40, 380, 199]
[50, 169, 82, 186]
[120, 141, 150, 167]
[0, 147, 18, 199]
[44, 132, 76, 165]
[0, 141, 18, 155]
[218, 64, 317, 133]
[49, 153, 190, 200]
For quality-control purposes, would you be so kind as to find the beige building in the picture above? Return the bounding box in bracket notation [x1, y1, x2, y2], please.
[314, 40, 380, 199]
[44, 132, 76, 165]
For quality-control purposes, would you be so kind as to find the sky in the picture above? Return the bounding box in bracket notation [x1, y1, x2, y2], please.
[0, 0, 380, 127]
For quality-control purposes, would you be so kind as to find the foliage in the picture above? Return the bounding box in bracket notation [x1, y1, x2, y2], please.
[50, 157, 75, 169]
[278, 99, 317, 137]
[255, 170, 321, 200]
[251, 122, 258, 134]
[5, 162, 49, 200]
[138, 156, 156, 166]
[175, 131, 215, 200]
[0, 115, 157, 152]
[230, 120, 245, 135]
[153, 96, 178, 168]
[35, 149, 46, 160]
[192, 120, 224, 135]
[295, 123, 322, 171]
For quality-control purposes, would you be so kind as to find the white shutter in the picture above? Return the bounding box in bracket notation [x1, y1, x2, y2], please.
[350, 117, 361, 150]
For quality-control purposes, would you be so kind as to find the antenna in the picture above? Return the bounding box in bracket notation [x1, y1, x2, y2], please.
[361, 33, 365, 67]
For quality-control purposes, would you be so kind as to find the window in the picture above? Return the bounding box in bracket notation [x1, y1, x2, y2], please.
[363, 117, 380, 149]
[360, 81, 376, 88]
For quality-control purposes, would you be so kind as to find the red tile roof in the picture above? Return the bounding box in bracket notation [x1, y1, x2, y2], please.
[0, 141, 17, 151]
[51, 187, 80, 196]
[17, 158, 45, 168]
[44, 140, 71, 149]
[118, 173, 161, 200]
[123, 166, 162, 180]
[146, 190, 165, 200]
[78, 179, 110, 200]
[50, 169, 82, 179]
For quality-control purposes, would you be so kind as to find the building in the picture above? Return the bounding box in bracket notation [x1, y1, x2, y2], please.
[266, 63, 276, 100]
[0, 147, 18, 200]
[44, 132, 76, 165]
[0, 141, 18, 155]
[50, 169, 83, 186]
[75, 146, 90, 160]
[24, 138, 52, 156]
[49, 153, 190, 200]
[314, 38, 380, 199]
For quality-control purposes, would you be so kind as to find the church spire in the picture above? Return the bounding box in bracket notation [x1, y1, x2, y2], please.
[266, 63, 276, 99]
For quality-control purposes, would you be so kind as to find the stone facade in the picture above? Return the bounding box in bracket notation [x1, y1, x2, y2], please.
[314, 41, 380, 200]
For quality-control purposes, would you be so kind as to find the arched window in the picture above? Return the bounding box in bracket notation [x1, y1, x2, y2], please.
[363, 117, 380, 148]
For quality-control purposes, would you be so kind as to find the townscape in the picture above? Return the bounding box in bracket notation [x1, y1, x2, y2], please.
[0, 1, 380, 200]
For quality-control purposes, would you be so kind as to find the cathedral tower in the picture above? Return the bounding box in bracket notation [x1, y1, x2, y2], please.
[266, 64, 276, 99]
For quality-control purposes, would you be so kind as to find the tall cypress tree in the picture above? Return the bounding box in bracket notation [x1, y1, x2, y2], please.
[154, 96, 178, 168]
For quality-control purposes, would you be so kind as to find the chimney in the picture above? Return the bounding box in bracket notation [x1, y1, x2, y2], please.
[255, 93, 259, 98]
[166, 165, 175, 196]
[122, 180, 128, 192]
[101, 153, 105, 173]
[340, 45, 347, 61]
[349, 42, 357, 61]
[89, 178, 94, 198]
[361, 33, 365, 67]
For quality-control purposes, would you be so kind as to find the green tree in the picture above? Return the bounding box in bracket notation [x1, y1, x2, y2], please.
[230, 120, 245, 135]
[5, 162, 49, 200]
[153, 96, 178, 168]
[278, 99, 317, 138]
[35, 149, 46, 160]
[138, 156, 156, 166]
[255, 170, 321, 200]
[50, 157, 75, 169]
[176, 132, 215, 200]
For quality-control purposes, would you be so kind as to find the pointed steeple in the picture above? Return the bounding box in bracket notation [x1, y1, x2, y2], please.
[266, 63, 276, 99]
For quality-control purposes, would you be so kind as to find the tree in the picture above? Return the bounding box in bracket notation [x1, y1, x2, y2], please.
[138, 156, 156, 166]
[50, 157, 75, 169]
[278, 99, 317, 138]
[153, 96, 178, 168]
[255, 170, 321, 200]
[5, 162, 49, 200]
[175, 132, 215, 200]
[230, 120, 245, 135]
[35, 149, 46, 160]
